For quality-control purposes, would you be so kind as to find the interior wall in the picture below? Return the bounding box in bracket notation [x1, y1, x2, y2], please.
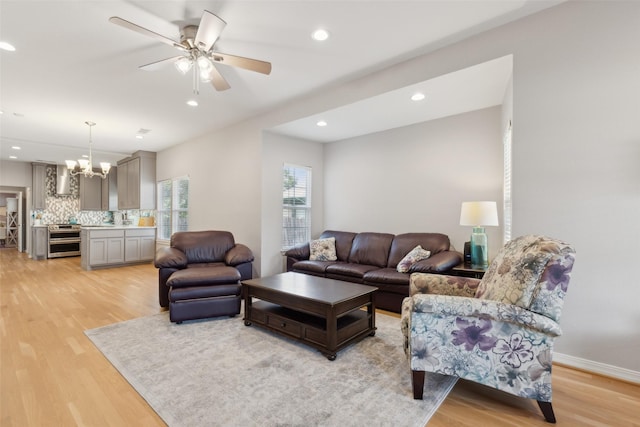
[323, 106, 503, 256]
[0, 160, 32, 188]
[505, 2, 640, 373]
[261, 132, 324, 276]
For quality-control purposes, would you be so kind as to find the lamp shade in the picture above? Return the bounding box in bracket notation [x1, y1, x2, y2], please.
[460, 201, 499, 226]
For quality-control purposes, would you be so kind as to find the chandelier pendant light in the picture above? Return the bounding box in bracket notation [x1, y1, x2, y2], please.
[65, 121, 111, 179]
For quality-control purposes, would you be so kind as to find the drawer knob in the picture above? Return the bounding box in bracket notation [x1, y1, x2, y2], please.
[281, 322, 286, 327]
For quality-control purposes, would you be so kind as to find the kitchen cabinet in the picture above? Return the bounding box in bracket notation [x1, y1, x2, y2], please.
[124, 228, 156, 262]
[81, 229, 124, 269]
[101, 165, 118, 211]
[32, 226, 48, 260]
[81, 226, 156, 270]
[79, 173, 102, 211]
[117, 151, 156, 210]
[32, 162, 47, 210]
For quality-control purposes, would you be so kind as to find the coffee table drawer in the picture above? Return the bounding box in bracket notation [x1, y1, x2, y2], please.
[267, 313, 302, 338]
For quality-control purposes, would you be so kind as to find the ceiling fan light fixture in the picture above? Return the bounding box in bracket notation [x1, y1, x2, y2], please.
[197, 55, 213, 73]
[110, 10, 271, 92]
[200, 71, 212, 83]
[175, 56, 193, 74]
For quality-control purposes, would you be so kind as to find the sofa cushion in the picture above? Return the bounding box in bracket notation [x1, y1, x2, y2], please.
[309, 237, 337, 261]
[396, 245, 431, 273]
[167, 266, 241, 288]
[319, 230, 357, 262]
[387, 233, 450, 268]
[169, 283, 241, 302]
[292, 260, 338, 275]
[170, 230, 235, 264]
[364, 268, 410, 286]
[348, 232, 394, 268]
[325, 263, 379, 279]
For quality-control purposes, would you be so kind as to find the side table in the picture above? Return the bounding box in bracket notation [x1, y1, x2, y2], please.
[449, 263, 487, 279]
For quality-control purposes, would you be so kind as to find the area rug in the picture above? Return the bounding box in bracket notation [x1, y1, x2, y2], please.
[85, 311, 457, 427]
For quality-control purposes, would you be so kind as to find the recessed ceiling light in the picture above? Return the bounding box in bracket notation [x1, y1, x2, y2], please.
[187, 100, 198, 107]
[411, 92, 426, 101]
[11, 146, 21, 150]
[0, 41, 16, 52]
[316, 120, 328, 127]
[136, 135, 144, 140]
[82, 154, 89, 158]
[311, 29, 329, 41]
[9, 155, 17, 159]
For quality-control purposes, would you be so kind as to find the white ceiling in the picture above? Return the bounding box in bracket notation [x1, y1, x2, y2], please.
[0, 1, 563, 166]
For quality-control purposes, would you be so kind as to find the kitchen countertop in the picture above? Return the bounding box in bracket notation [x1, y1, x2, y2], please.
[81, 225, 156, 230]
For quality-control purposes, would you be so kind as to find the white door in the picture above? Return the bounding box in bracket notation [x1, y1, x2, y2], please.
[17, 191, 23, 252]
[25, 187, 31, 255]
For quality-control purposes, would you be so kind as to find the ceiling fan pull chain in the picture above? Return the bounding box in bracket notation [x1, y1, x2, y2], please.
[193, 64, 200, 95]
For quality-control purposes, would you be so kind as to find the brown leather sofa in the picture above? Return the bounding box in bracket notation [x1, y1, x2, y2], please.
[284, 230, 462, 313]
[154, 230, 254, 323]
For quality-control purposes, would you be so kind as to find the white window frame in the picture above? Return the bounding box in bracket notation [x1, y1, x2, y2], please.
[156, 176, 189, 241]
[503, 120, 513, 244]
[282, 164, 311, 250]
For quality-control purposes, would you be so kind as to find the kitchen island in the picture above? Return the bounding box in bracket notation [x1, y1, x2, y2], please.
[80, 225, 156, 271]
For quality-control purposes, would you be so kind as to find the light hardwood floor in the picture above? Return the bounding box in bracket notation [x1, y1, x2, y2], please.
[1, 248, 638, 426]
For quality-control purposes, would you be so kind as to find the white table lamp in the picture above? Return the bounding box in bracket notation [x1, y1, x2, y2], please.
[460, 201, 499, 268]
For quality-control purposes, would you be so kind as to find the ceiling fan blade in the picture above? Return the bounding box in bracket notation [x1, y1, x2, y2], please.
[139, 56, 183, 71]
[109, 16, 187, 52]
[207, 65, 231, 91]
[210, 52, 272, 75]
[195, 10, 227, 52]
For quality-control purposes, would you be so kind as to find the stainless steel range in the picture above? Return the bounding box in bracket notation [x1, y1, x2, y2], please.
[48, 224, 81, 258]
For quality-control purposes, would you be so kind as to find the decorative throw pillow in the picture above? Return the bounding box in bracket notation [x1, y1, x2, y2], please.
[397, 245, 431, 273]
[309, 237, 337, 261]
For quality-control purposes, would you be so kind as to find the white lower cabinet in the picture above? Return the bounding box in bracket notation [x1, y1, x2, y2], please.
[124, 229, 156, 262]
[82, 227, 156, 270]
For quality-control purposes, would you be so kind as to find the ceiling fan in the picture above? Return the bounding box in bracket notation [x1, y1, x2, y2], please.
[109, 10, 272, 92]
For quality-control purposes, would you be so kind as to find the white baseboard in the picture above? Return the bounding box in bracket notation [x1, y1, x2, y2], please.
[554, 352, 640, 384]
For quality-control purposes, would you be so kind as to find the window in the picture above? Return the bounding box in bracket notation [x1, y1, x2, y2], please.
[157, 176, 189, 241]
[282, 164, 311, 250]
[503, 120, 512, 243]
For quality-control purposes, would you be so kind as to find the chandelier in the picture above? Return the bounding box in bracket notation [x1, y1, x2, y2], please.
[65, 121, 111, 179]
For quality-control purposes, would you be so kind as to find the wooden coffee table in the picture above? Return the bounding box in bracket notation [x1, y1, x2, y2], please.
[242, 272, 377, 360]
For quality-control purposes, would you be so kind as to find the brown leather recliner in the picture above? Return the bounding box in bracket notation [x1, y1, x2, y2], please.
[154, 230, 254, 323]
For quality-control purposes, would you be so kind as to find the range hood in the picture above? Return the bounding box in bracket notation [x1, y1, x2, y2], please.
[56, 165, 71, 195]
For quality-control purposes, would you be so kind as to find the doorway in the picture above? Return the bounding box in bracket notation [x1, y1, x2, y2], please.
[0, 190, 25, 252]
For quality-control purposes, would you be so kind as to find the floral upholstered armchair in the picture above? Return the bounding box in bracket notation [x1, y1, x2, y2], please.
[401, 235, 575, 423]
